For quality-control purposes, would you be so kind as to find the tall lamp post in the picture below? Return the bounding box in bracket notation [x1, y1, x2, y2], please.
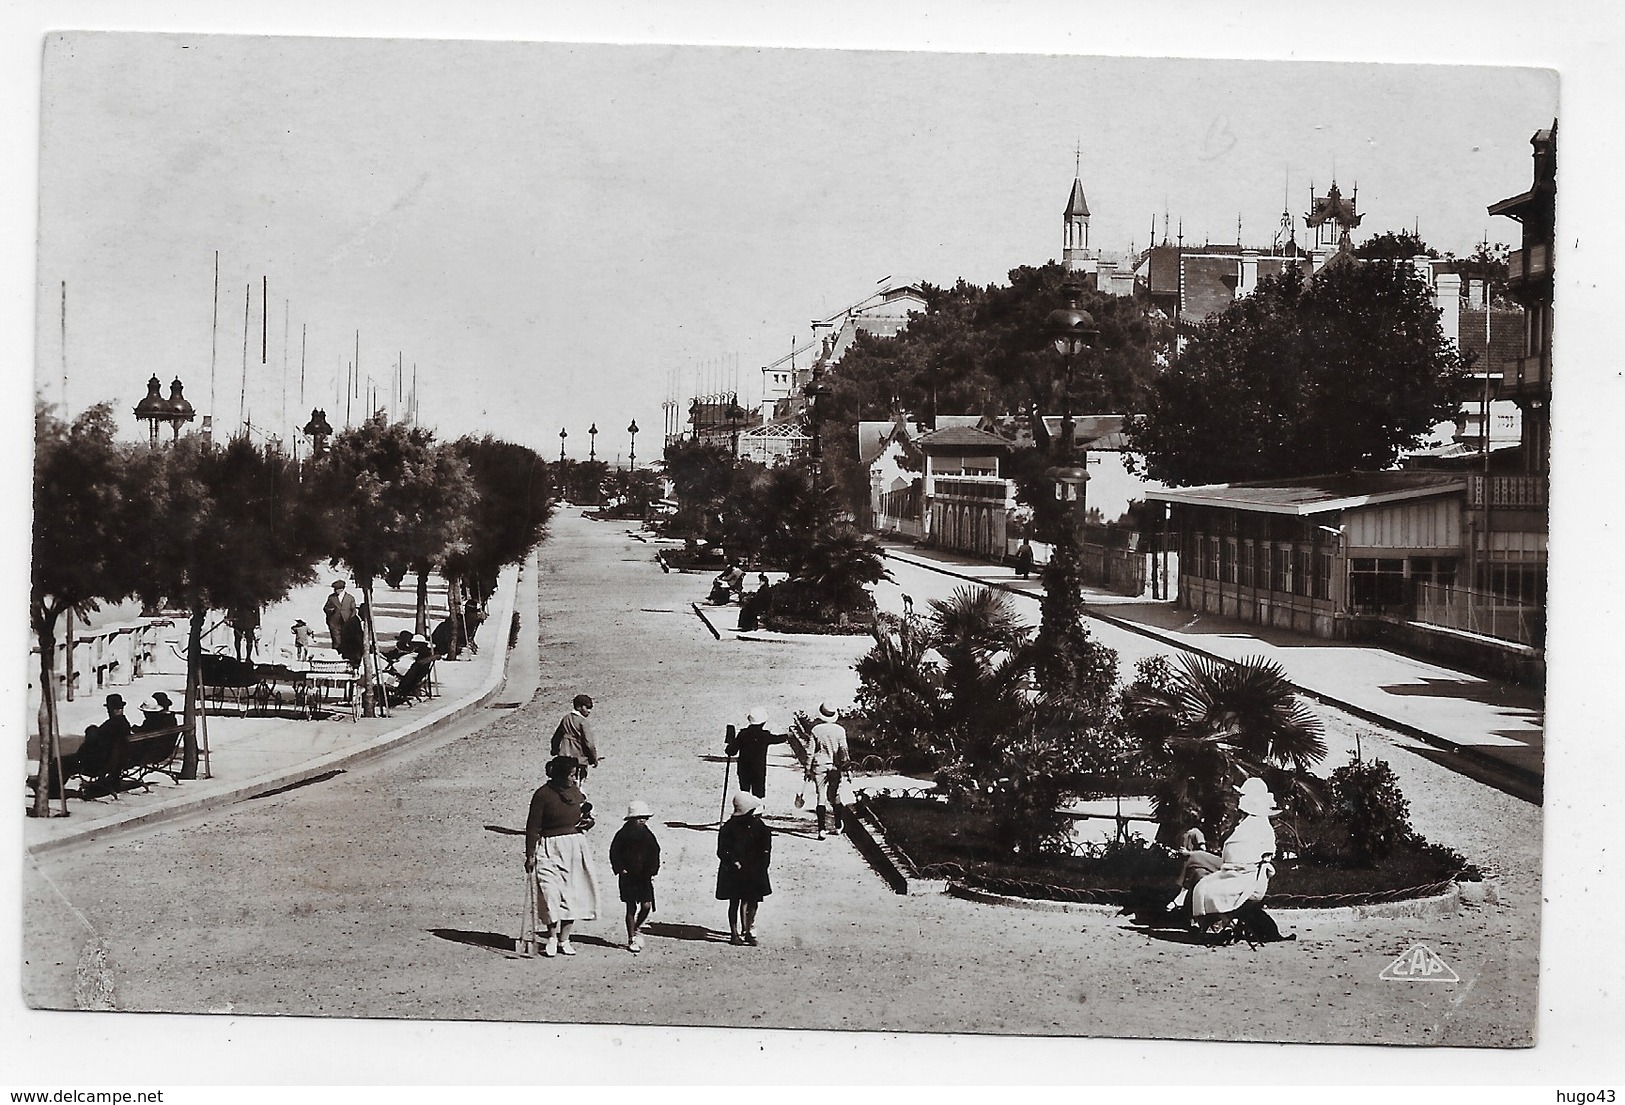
[725, 401, 746, 460]
[588, 422, 598, 462]
[302, 408, 334, 458]
[1043, 281, 1098, 520]
[135, 374, 170, 447]
[803, 372, 832, 476]
[559, 427, 568, 463]
[166, 378, 196, 441]
[627, 419, 639, 469]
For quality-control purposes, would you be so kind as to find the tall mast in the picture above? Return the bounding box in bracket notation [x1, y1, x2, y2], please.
[239, 283, 250, 435]
[209, 251, 219, 418]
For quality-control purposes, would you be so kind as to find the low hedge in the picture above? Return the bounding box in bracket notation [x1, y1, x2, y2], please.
[864, 795, 1469, 906]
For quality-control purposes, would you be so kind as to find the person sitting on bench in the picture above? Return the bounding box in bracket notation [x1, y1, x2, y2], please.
[134, 691, 178, 734]
[380, 638, 435, 706]
[48, 693, 131, 797]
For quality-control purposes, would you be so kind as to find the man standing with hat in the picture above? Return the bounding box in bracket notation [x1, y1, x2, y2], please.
[806, 703, 851, 840]
[323, 580, 360, 662]
[726, 709, 790, 799]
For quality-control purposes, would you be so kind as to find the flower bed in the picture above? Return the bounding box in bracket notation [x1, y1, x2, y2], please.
[863, 795, 1469, 907]
[759, 613, 874, 635]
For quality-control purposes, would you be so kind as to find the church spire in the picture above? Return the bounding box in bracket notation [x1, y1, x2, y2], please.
[1062, 147, 1093, 274]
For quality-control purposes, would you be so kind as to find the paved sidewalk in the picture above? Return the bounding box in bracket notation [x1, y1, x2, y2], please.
[881, 543, 1544, 799]
[23, 557, 532, 855]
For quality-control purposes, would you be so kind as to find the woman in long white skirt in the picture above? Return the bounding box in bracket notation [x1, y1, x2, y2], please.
[525, 756, 602, 957]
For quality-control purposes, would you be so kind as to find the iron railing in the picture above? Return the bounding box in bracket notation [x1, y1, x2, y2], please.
[1413, 580, 1544, 648]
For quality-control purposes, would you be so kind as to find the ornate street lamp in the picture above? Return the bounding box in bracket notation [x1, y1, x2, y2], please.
[165, 378, 196, 441]
[1043, 281, 1098, 518]
[302, 407, 334, 457]
[725, 400, 747, 460]
[803, 373, 832, 473]
[588, 422, 598, 462]
[559, 426, 568, 463]
[628, 419, 639, 469]
[134, 374, 170, 447]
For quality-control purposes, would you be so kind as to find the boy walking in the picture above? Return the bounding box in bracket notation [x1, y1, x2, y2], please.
[609, 799, 660, 953]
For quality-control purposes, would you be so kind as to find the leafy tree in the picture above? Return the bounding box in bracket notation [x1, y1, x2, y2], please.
[142, 434, 328, 772]
[818, 263, 1169, 516]
[1354, 230, 1438, 261]
[1032, 526, 1119, 722]
[1127, 260, 1464, 485]
[1446, 240, 1513, 306]
[722, 463, 835, 568]
[661, 438, 736, 546]
[30, 402, 162, 812]
[1120, 653, 1326, 845]
[448, 435, 554, 605]
[602, 467, 663, 517]
[306, 414, 475, 711]
[553, 457, 609, 506]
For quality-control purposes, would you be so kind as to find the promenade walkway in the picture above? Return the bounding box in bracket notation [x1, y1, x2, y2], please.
[23, 559, 529, 854]
[879, 543, 1544, 802]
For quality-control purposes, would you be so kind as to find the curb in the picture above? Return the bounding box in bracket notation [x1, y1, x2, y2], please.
[880, 548, 1542, 806]
[848, 786, 1477, 922]
[691, 602, 722, 640]
[28, 561, 529, 857]
[945, 881, 1465, 921]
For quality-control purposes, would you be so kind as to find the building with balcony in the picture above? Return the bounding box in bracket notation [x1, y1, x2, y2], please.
[916, 425, 1015, 559]
[1474, 122, 1555, 616]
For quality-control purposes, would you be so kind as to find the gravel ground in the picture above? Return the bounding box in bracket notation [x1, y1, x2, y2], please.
[15, 512, 1569, 1078]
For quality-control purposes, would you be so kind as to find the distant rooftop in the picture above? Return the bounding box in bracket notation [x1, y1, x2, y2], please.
[1147, 470, 1465, 516]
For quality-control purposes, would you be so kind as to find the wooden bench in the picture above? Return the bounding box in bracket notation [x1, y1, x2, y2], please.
[38, 722, 189, 800]
[111, 724, 187, 789]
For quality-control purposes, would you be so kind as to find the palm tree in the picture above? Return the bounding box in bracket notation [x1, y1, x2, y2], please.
[795, 525, 891, 620]
[1122, 653, 1326, 842]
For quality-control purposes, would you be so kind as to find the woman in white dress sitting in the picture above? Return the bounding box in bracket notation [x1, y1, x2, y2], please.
[1190, 776, 1280, 933]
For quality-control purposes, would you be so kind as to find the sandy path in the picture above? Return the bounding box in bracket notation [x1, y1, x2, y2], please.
[23, 512, 1539, 1047]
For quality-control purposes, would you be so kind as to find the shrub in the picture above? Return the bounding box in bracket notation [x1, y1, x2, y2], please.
[1324, 757, 1413, 866]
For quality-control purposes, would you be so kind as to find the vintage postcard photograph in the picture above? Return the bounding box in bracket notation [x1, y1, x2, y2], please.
[17, 25, 1573, 1077]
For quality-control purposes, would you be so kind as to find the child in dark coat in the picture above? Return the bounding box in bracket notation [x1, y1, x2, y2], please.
[716, 792, 773, 945]
[609, 800, 660, 953]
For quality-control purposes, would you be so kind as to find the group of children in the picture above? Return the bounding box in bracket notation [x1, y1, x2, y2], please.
[535, 697, 848, 956]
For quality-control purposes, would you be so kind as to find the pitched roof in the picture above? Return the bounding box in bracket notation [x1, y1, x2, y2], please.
[1034, 414, 1127, 449]
[1457, 306, 1525, 375]
[1065, 177, 1090, 218]
[915, 425, 1013, 452]
[1147, 471, 1465, 515]
[858, 418, 919, 465]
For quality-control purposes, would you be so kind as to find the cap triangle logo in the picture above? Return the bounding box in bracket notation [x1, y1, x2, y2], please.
[1379, 942, 1460, 982]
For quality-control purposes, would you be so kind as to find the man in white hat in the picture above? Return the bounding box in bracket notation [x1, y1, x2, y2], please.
[806, 703, 851, 840]
[726, 709, 790, 799]
[609, 800, 660, 953]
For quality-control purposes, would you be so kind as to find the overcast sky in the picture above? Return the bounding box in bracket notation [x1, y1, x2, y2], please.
[34, 34, 1555, 458]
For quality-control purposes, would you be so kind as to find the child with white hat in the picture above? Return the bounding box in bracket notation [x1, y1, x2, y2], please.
[609, 800, 660, 953]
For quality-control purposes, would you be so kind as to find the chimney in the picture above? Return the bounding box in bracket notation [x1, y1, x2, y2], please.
[1239, 250, 1260, 297]
[1435, 271, 1462, 351]
[1468, 279, 1486, 309]
[1412, 254, 1434, 284]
